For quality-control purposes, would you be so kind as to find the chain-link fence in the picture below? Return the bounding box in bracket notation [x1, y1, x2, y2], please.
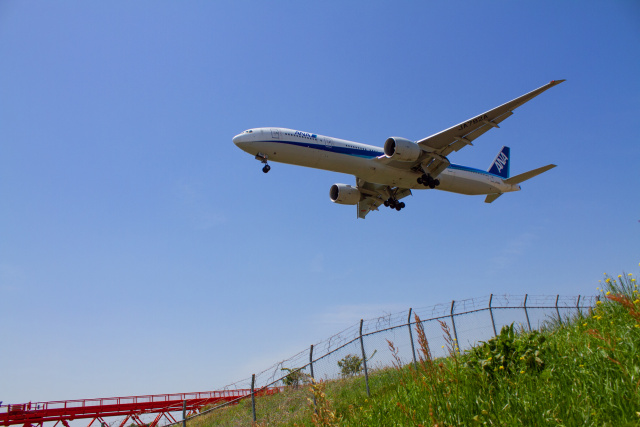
[180, 294, 595, 424]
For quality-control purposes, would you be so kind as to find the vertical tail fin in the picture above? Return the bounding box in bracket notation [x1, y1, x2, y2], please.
[488, 146, 510, 179]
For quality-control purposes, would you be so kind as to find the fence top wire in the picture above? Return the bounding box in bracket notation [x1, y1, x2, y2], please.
[217, 294, 593, 390]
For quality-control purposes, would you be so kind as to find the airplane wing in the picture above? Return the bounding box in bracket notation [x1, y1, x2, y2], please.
[356, 178, 411, 219]
[413, 80, 565, 176]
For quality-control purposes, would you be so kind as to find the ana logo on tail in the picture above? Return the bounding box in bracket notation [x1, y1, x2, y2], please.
[488, 146, 510, 178]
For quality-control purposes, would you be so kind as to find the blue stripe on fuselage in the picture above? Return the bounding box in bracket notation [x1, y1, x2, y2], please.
[264, 140, 505, 178]
[447, 164, 503, 179]
[265, 139, 384, 159]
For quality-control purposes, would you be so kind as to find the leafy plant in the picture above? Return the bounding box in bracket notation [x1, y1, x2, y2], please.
[337, 354, 363, 377]
[281, 367, 309, 388]
[465, 323, 547, 378]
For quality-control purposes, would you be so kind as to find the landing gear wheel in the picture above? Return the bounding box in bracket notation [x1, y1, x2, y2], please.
[417, 177, 423, 184]
[434, 179, 440, 186]
[262, 165, 271, 173]
[399, 202, 405, 209]
[429, 182, 436, 189]
[384, 200, 389, 207]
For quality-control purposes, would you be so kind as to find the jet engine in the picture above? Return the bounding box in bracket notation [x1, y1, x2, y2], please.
[329, 184, 361, 205]
[384, 137, 422, 162]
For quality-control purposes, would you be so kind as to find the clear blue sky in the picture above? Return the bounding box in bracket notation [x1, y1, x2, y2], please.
[1, 0, 638, 405]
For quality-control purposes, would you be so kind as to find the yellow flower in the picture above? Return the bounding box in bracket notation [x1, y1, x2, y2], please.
[499, 366, 504, 370]
[634, 299, 640, 304]
[629, 273, 633, 276]
[520, 370, 525, 374]
[606, 291, 611, 295]
[488, 357, 492, 360]
[583, 323, 587, 326]
[618, 275, 622, 278]
[605, 278, 611, 283]
[520, 356, 525, 360]
[596, 300, 602, 305]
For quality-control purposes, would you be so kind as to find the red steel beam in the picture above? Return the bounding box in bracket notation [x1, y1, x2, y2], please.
[0, 388, 283, 427]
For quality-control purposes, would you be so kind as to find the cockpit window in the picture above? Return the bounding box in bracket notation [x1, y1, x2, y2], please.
[243, 129, 254, 134]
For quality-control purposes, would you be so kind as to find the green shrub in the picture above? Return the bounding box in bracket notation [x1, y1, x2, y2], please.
[337, 354, 363, 377]
[465, 323, 547, 378]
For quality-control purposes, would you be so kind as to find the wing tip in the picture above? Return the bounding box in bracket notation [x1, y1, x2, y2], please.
[550, 79, 566, 85]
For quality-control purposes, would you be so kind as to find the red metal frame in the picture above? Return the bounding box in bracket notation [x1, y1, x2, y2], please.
[0, 388, 283, 427]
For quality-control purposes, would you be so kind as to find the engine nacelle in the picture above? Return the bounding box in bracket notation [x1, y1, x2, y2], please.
[384, 137, 422, 162]
[329, 184, 361, 205]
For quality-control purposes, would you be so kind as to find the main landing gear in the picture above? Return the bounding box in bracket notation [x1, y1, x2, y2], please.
[255, 153, 270, 173]
[384, 198, 406, 211]
[417, 173, 440, 189]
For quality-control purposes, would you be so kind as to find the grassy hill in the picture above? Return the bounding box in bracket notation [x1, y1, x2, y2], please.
[188, 273, 640, 426]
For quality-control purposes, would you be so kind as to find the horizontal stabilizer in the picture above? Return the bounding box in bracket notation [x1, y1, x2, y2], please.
[485, 193, 503, 203]
[505, 164, 556, 185]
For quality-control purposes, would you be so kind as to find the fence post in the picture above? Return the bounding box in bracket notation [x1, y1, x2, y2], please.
[489, 294, 497, 337]
[182, 400, 186, 427]
[251, 374, 256, 423]
[309, 345, 317, 411]
[555, 294, 561, 324]
[359, 319, 371, 397]
[576, 295, 581, 316]
[450, 300, 459, 351]
[524, 294, 532, 332]
[309, 344, 315, 380]
[408, 308, 417, 369]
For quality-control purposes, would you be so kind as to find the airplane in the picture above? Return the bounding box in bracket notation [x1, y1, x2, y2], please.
[233, 80, 563, 218]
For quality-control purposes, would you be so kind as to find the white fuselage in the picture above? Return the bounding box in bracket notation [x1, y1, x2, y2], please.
[233, 128, 520, 195]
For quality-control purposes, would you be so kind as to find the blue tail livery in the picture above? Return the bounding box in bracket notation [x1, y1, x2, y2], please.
[488, 146, 510, 178]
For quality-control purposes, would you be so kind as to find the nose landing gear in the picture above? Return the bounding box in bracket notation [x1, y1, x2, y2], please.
[417, 173, 440, 189]
[255, 153, 270, 173]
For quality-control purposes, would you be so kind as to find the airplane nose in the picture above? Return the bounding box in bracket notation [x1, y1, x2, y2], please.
[233, 132, 253, 153]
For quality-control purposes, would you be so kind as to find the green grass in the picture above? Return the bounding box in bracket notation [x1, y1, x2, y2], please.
[188, 273, 640, 426]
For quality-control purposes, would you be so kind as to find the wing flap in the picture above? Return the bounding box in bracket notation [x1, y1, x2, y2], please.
[356, 179, 412, 219]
